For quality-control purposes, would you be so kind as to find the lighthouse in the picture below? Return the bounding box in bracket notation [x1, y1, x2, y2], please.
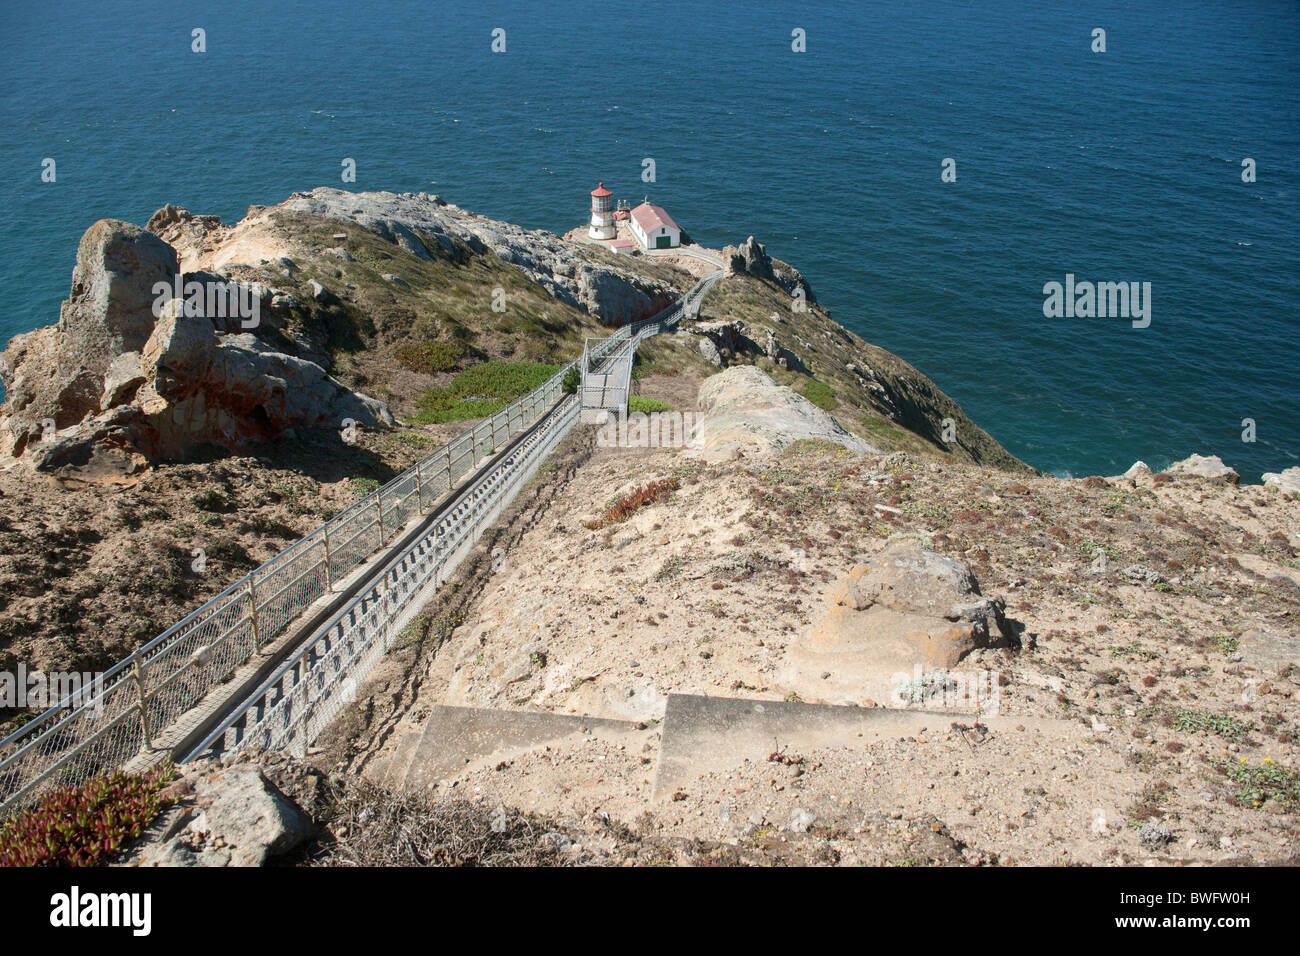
[588, 181, 615, 240]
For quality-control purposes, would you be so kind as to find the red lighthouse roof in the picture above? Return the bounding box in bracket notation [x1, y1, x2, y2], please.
[591, 181, 612, 197]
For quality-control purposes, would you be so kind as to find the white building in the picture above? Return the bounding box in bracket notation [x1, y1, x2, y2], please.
[588, 182, 615, 240]
[629, 201, 680, 250]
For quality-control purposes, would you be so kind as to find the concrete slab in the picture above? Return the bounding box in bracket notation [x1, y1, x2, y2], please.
[398, 704, 641, 792]
[365, 724, 424, 790]
[652, 693, 1079, 798]
[1239, 628, 1300, 675]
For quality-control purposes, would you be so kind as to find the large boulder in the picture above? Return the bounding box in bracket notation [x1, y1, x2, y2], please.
[690, 365, 874, 460]
[137, 764, 313, 868]
[690, 319, 745, 368]
[779, 537, 1017, 706]
[61, 219, 179, 365]
[138, 307, 393, 451]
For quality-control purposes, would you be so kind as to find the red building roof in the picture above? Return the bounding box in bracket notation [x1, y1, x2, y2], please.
[590, 181, 612, 197]
[630, 202, 679, 233]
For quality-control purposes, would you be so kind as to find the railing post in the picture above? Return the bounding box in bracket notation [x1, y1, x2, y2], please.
[376, 489, 386, 543]
[131, 661, 153, 749]
[415, 463, 425, 513]
[246, 578, 261, 649]
[322, 527, 334, 590]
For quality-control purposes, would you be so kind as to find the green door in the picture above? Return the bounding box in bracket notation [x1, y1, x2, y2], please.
[656, 234, 671, 249]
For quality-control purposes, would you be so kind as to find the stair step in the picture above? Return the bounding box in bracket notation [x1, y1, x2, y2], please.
[398, 704, 642, 793]
[653, 693, 1078, 798]
[362, 723, 419, 790]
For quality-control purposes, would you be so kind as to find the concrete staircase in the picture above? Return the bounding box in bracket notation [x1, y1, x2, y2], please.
[368, 693, 1078, 800]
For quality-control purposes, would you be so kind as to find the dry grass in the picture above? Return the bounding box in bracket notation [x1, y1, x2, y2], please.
[315, 780, 579, 867]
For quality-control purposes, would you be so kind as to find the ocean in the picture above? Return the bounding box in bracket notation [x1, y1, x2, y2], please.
[1, 0, 1296, 480]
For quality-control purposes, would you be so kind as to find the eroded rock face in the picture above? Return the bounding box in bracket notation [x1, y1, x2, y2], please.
[690, 365, 874, 461]
[281, 187, 677, 326]
[1165, 454, 1239, 485]
[779, 537, 1017, 706]
[725, 235, 776, 282]
[0, 218, 392, 477]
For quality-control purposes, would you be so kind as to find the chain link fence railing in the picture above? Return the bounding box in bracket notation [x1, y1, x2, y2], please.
[0, 271, 720, 815]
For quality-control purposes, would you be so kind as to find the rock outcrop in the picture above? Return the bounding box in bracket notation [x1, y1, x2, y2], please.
[723, 234, 816, 304]
[780, 537, 1017, 706]
[690, 365, 875, 460]
[1262, 466, 1300, 495]
[280, 187, 676, 326]
[689, 320, 746, 368]
[0, 218, 392, 477]
[725, 235, 776, 282]
[1164, 454, 1239, 484]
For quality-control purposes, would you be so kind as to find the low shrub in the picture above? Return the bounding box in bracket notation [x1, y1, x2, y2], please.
[396, 340, 462, 375]
[0, 764, 174, 867]
[628, 396, 672, 413]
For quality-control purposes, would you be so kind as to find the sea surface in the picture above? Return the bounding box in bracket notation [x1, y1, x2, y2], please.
[1, 0, 1296, 480]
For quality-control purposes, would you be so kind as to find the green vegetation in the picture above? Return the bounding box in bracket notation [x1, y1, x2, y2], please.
[0, 765, 173, 867]
[413, 361, 560, 424]
[628, 396, 672, 414]
[1173, 708, 1248, 742]
[395, 340, 462, 374]
[584, 479, 681, 530]
[1223, 758, 1300, 810]
[562, 366, 580, 395]
[351, 477, 382, 498]
[798, 378, 837, 411]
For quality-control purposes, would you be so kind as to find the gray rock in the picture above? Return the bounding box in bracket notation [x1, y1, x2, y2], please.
[100, 351, 145, 408]
[726, 235, 776, 282]
[692, 365, 875, 459]
[0, 219, 177, 447]
[1262, 466, 1300, 495]
[1164, 453, 1239, 484]
[138, 764, 312, 867]
[1122, 460, 1152, 479]
[381, 273, 411, 289]
[698, 336, 721, 367]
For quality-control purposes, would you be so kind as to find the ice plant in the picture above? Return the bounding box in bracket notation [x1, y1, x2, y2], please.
[0, 764, 174, 867]
[583, 478, 680, 530]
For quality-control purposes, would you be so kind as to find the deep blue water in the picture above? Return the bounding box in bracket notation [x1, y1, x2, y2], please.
[1, 0, 1296, 480]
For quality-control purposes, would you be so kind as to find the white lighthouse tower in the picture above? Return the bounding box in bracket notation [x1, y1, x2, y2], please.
[588, 181, 615, 240]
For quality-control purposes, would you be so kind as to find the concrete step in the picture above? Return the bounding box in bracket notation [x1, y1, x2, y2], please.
[652, 693, 1080, 798]
[395, 704, 643, 793]
[365, 723, 425, 791]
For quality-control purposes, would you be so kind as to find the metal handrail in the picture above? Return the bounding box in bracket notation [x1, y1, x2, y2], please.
[0, 268, 721, 814]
